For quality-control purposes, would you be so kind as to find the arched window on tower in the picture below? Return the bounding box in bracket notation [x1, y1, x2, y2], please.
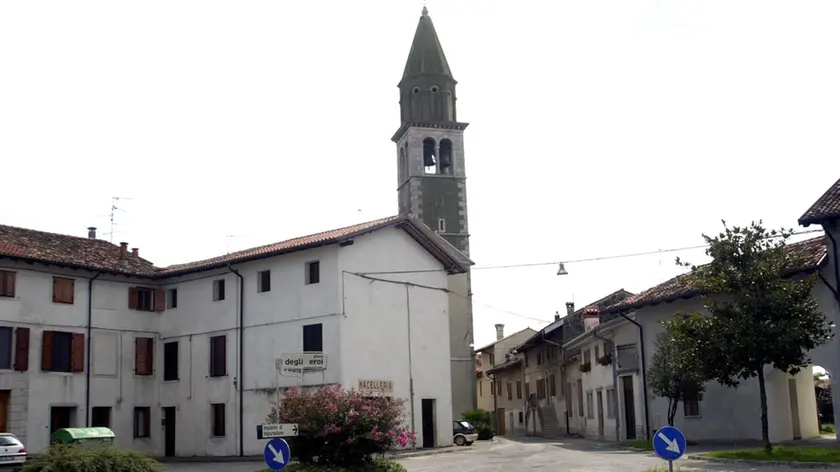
[423, 138, 437, 174]
[439, 139, 453, 175]
[398, 147, 408, 184]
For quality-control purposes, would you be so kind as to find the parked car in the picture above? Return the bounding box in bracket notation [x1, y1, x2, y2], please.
[453, 420, 478, 446]
[0, 433, 25, 471]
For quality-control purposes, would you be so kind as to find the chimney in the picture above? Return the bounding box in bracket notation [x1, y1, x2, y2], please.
[87, 227, 97, 239]
[584, 306, 600, 331]
[566, 302, 575, 316]
[119, 242, 128, 260]
[131, 248, 139, 258]
[494, 323, 505, 341]
[554, 311, 560, 321]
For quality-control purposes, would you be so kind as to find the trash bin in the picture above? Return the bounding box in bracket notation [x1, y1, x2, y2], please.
[51, 427, 115, 448]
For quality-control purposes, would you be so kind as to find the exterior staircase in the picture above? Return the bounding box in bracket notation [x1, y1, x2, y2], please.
[540, 402, 565, 438]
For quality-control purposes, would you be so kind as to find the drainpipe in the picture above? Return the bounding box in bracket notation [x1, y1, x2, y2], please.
[592, 328, 620, 442]
[824, 230, 840, 302]
[228, 266, 245, 457]
[618, 312, 651, 440]
[84, 272, 102, 426]
[489, 371, 499, 435]
[404, 285, 417, 449]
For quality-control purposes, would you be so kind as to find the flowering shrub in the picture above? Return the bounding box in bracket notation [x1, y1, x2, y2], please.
[269, 385, 416, 466]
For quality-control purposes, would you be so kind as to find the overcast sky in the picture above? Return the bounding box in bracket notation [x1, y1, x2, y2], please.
[1, 1, 838, 348]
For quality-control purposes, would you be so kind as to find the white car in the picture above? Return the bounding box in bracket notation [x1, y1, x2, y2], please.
[452, 420, 478, 446]
[0, 433, 25, 470]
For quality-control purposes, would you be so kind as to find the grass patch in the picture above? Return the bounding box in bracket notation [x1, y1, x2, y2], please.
[705, 446, 840, 463]
[821, 423, 836, 435]
[623, 439, 698, 451]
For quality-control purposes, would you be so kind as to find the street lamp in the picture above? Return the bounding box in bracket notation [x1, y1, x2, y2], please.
[556, 263, 568, 276]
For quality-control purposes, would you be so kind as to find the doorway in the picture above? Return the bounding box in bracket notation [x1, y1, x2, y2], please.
[597, 390, 604, 437]
[621, 376, 636, 440]
[508, 412, 514, 436]
[163, 407, 176, 457]
[0, 391, 9, 432]
[789, 378, 801, 440]
[421, 399, 436, 448]
[496, 408, 506, 436]
[50, 406, 76, 435]
[91, 407, 111, 428]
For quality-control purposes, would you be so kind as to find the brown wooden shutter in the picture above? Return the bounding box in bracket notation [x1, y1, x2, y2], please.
[218, 336, 227, 375]
[525, 382, 530, 397]
[549, 374, 556, 397]
[135, 338, 146, 374]
[507, 382, 512, 400]
[64, 279, 75, 304]
[153, 289, 165, 312]
[14, 327, 30, 372]
[516, 381, 522, 399]
[41, 331, 54, 371]
[70, 333, 85, 372]
[1, 271, 16, 297]
[143, 408, 151, 436]
[128, 287, 139, 309]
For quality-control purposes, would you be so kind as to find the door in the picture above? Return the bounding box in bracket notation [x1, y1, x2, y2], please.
[421, 399, 436, 448]
[0, 391, 9, 432]
[789, 379, 801, 440]
[163, 407, 176, 457]
[508, 412, 514, 435]
[621, 376, 636, 440]
[597, 390, 604, 437]
[50, 406, 74, 435]
[496, 408, 506, 436]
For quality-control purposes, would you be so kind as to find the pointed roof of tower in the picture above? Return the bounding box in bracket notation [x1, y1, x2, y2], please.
[400, 7, 454, 85]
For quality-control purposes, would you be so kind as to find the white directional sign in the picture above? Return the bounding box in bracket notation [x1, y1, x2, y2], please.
[276, 352, 327, 377]
[257, 423, 299, 439]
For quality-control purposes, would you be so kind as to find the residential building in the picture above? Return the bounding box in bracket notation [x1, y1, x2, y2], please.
[394, 6, 476, 419]
[0, 215, 471, 456]
[474, 325, 535, 414]
[483, 356, 526, 436]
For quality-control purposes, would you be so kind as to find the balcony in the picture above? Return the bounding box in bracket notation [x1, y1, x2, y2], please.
[615, 344, 639, 373]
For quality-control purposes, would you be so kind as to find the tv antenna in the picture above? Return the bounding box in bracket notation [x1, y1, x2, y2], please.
[106, 197, 133, 243]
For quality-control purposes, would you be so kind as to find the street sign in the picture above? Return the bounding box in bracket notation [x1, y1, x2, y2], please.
[277, 352, 327, 377]
[358, 379, 394, 395]
[257, 423, 299, 439]
[653, 425, 687, 470]
[263, 438, 291, 471]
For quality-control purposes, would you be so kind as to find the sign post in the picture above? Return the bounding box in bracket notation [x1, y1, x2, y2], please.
[263, 438, 291, 471]
[652, 425, 687, 472]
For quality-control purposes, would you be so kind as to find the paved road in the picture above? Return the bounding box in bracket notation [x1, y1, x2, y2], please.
[162, 437, 807, 472]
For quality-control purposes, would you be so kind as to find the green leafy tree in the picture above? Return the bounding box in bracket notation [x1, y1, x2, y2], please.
[647, 314, 711, 426]
[673, 221, 832, 453]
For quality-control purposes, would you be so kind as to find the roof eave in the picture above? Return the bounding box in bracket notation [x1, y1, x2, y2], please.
[0, 255, 153, 279]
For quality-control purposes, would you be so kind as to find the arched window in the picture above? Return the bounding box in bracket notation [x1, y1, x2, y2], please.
[423, 138, 436, 174]
[398, 148, 408, 183]
[439, 139, 453, 175]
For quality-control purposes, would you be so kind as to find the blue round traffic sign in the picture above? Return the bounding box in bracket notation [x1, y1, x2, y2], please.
[652, 425, 687, 462]
[263, 438, 292, 471]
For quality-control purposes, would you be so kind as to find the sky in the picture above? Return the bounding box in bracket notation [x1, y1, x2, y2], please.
[1, 1, 839, 349]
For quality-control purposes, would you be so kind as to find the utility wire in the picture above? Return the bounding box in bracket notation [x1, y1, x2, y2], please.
[358, 228, 825, 275]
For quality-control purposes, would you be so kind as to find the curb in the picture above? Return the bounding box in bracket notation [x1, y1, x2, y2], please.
[390, 445, 471, 459]
[154, 446, 470, 463]
[687, 454, 840, 469]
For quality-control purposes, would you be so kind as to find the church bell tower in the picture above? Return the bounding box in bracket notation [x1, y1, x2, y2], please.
[394, 6, 476, 418]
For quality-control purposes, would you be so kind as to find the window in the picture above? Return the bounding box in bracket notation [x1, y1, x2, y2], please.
[163, 341, 179, 381]
[537, 379, 546, 399]
[133, 407, 151, 438]
[306, 261, 320, 285]
[606, 388, 616, 418]
[490, 381, 495, 396]
[258, 270, 271, 293]
[479, 381, 482, 397]
[594, 345, 600, 361]
[91, 407, 111, 427]
[134, 337, 154, 376]
[549, 374, 557, 397]
[684, 388, 701, 418]
[52, 277, 75, 304]
[518, 412, 523, 423]
[525, 382, 530, 397]
[211, 403, 226, 437]
[488, 353, 495, 366]
[506, 382, 512, 400]
[537, 352, 542, 366]
[497, 382, 501, 397]
[0, 271, 15, 298]
[0, 327, 11, 369]
[516, 381, 522, 399]
[583, 349, 591, 365]
[303, 323, 323, 352]
[42, 331, 84, 373]
[128, 287, 164, 312]
[167, 289, 178, 309]
[576, 380, 584, 417]
[437, 218, 446, 233]
[586, 391, 595, 418]
[209, 335, 226, 377]
[213, 279, 226, 301]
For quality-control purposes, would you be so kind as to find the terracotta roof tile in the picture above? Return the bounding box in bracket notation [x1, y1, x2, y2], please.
[0, 215, 473, 279]
[799, 178, 840, 226]
[485, 357, 521, 375]
[0, 224, 157, 276]
[604, 236, 827, 313]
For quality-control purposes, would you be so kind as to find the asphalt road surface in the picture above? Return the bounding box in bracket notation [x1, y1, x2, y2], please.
[163, 437, 807, 472]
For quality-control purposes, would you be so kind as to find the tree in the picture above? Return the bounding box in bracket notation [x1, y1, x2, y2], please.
[647, 314, 711, 426]
[673, 221, 832, 454]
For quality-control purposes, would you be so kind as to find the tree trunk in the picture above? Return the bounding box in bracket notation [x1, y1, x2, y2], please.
[757, 367, 772, 454]
[667, 397, 678, 426]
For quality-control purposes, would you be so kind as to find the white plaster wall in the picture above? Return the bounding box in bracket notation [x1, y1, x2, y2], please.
[338, 227, 454, 447]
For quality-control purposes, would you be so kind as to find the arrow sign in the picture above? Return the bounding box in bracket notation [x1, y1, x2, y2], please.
[263, 438, 291, 471]
[652, 425, 687, 463]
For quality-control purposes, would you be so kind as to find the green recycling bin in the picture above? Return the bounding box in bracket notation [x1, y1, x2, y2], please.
[51, 427, 115, 447]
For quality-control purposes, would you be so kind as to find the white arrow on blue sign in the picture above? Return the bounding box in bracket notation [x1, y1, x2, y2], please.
[652, 425, 687, 464]
[263, 438, 292, 471]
